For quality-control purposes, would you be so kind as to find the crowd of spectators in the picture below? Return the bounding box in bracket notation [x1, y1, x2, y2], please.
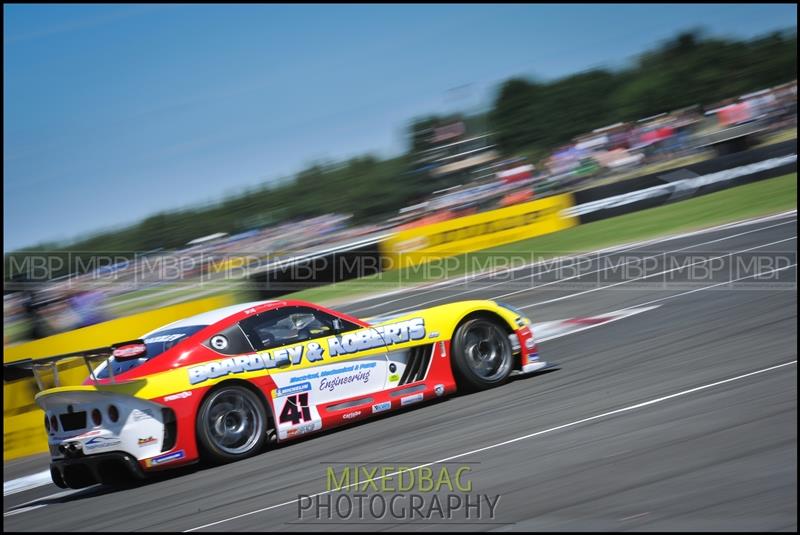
[397, 80, 797, 225]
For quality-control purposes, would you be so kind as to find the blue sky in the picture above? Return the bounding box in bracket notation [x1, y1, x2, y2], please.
[4, 4, 797, 251]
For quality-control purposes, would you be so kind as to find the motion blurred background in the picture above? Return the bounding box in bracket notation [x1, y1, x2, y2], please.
[3, 4, 797, 345]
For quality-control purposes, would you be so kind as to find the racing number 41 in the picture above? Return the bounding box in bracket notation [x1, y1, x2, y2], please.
[279, 393, 311, 425]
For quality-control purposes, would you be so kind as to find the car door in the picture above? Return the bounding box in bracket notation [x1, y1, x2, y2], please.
[237, 306, 390, 439]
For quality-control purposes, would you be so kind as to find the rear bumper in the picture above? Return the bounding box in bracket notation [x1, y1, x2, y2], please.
[51, 451, 145, 489]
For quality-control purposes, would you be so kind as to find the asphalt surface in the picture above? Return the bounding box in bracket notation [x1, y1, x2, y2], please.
[4, 211, 797, 531]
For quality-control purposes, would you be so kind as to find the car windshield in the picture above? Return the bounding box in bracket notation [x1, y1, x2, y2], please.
[95, 325, 206, 379]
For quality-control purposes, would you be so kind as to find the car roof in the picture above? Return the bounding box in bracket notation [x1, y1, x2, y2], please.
[143, 300, 279, 337]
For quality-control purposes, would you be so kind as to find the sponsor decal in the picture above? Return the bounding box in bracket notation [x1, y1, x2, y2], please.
[187, 319, 425, 384]
[138, 436, 158, 447]
[429, 331, 440, 338]
[164, 391, 193, 402]
[286, 361, 377, 386]
[389, 363, 397, 373]
[400, 393, 424, 406]
[83, 436, 121, 451]
[434, 384, 445, 397]
[132, 408, 154, 421]
[306, 342, 325, 361]
[145, 333, 187, 344]
[210, 335, 229, 351]
[372, 401, 391, 414]
[327, 318, 426, 357]
[525, 338, 536, 350]
[319, 369, 372, 392]
[275, 382, 312, 397]
[388, 374, 400, 382]
[279, 393, 312, 425]
[527, 352, 539, 363]
[395, 236, 428, 252]
[188, 345, 305, 384]
[382, 194, 577, 269]
[148, 450, 185, 466]
[287, 422, 317, 438]
[563, 154, 797, 217]
[341, 411, 362, 420]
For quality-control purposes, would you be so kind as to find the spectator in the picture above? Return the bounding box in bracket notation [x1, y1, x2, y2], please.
[68, 289, 107, 329]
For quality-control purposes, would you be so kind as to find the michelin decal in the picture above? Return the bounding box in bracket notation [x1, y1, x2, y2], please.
[275, 382, 312, 397]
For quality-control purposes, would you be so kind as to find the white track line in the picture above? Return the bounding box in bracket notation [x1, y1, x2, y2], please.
[184, 360, 797, 532]
[3, 488, 82, 517]
[3, 470, 53, 497]
[519, 235, 796, 309]
[447, 219, 796, 307]
[612, 263, 797, 312]
[530, 263, 796, 343]
[350, 212, 797, 314]
[535, 306, 661, 343]
[346, 210, 797, 312]
[3, 504, 46, 517]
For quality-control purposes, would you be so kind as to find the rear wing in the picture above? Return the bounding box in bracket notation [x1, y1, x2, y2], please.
[4, 340, 143, 391]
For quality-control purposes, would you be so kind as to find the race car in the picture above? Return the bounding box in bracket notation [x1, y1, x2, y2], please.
[23, 298, 547, 489]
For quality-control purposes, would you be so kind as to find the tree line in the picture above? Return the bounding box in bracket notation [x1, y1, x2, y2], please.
[490, 29, 796, 156]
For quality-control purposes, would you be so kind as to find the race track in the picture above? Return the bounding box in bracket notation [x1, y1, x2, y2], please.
[4, 211, 797, 531]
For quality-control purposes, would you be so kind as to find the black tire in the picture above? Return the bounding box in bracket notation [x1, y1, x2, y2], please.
[451, 317, 514, 391]
[196, 384, 269, 464]
[61, 466, 96, 489]
[50, 466, 68, 489]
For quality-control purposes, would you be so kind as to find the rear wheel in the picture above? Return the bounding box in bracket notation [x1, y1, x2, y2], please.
[196, 385, 268, 463]
[451, 317, 514, 391]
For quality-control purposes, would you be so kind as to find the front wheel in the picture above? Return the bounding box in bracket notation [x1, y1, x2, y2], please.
[451, 317, 514, 391]
[196, 385, 268, 464]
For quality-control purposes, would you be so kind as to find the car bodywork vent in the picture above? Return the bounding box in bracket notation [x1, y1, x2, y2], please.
[399, 344, 433, 385]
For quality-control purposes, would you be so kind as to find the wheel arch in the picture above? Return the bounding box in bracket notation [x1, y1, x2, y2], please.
[451, 309, 515, 338]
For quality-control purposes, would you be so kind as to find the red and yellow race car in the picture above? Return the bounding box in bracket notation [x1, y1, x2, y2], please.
[26, 298, 547, 489]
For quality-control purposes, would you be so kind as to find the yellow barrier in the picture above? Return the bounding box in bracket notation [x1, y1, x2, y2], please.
[3, 293, 236, 461]
[381, 193, 577, 269]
